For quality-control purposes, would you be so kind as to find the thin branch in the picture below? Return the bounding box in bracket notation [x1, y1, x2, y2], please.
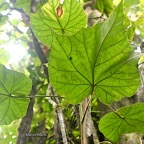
[80, 98, 89, 144]
[47, 85, 68, 143]
[27, 95, 64, 98]
[80, 96, 100, 144]
[7, 95, 64, 99]
[55, 97, 68, 144]
[86, 104, 99, 144]
[81, 95, 92, 123]
[8, 20, 23, 34]
[10, 7, 24, 13]
[107, 105, 125, 119]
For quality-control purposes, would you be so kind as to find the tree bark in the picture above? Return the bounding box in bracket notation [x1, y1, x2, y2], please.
[80, 97, 99, 144]
[16, 97, 35, 144]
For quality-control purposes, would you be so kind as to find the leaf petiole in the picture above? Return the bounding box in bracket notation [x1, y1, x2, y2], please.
[107, 105, 125, 119]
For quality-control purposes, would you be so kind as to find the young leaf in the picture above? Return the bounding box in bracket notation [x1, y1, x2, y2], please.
[99, 103, 144, 143]
[0, 64, 32, 125]
[48, 2, 140, 104]
[30, 0, 87, 46]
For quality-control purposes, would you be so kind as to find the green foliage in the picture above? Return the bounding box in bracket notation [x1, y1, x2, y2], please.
[0, 0, 143, 143]
[0, 64, 31, 125]
[134, 13, 144, 38]
[124, 0, 139, 8]
[0, 120, 19, 144]
[14, 0, 31, 13]
[31, 0, 87, 46]
[95, 0, 104, 13]
[123, 16, 135, 40]
[0, 48, 10, 65]
[113, 0, 139, 7]
[95, 0, 114, 15]
[0, 2, 10, 12]
[99, 103, 144, 143]
[30, 1, 142, 141]
[139, 55, 144, 64]
[48, 2, 140, 104]
[0, 16, 8, 27]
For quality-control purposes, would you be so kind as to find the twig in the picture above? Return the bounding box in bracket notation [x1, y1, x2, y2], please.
[80, 98, 88, 144]
[48, 85, 68, 143]
[31, 29, 49, 82]
[27, 95, 64, 98]
[80, 95, 100, 144]
[81, 95, 92, 123]
[107, 105, 125, 119]
[8, 20, 23, 34]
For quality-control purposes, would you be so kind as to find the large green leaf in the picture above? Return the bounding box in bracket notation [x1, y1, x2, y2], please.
[30, 0, 87, 46]
[99, 103, 144, 143]
[0, 64, 31, 125]
[48, 2, 140, 104]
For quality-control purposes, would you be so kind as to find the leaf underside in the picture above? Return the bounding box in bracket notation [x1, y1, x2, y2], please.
[0, 64, 31, 125]
[30, 0, 87, 46]
[99, 103, 144, 142]
[48, 2, 140, 104]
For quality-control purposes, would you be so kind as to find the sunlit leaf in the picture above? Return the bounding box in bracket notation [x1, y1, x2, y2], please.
[102, 0, 114, 15]
[31, 0, 87, 46]
[99, 103, 144, 143]
[48, 2, 140, 104]
[0, 64, 32, 125]
[138, 55, 144, 64]
[95, 0, 104, 13]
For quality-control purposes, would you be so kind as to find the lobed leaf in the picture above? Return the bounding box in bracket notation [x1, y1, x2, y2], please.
[30, 0, 87, 46]
[99, 103, 144, 143]
[48, 2, 140, 104]
[0, 64, 32, 125]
